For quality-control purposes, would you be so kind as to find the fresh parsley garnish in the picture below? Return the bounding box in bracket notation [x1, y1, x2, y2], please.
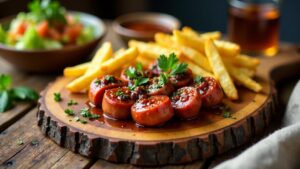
[223, 110, 236, 119]
[136, 62, 143, 71]
[64, 108, 74, 116]
[31, 139, 39, 146]
[115, 90, 123, 97]
[53, 92, 62, 102]
[125, 62, 144, 79]
[17, 139, 24, 145]
[129, 77, 149, 90]
[104, 75, 115, 83]
[194, 75, 205, 84]
[0, 74, 39, 113]
[74, 116, 80, 122]
[158, 74, 168, 86]
[126, 63, 149, 90]
[28, 0, 67, 24]
[80, 108, 100, 119]
[74, 116, 87, 124]
[67, 99, 78, 106]
[157, 53, 188, 76]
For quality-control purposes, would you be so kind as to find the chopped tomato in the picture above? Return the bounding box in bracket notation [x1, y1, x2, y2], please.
[64, 24, 82, 44]
[36, 21, 49, 37]
[14, 22, 27, 35]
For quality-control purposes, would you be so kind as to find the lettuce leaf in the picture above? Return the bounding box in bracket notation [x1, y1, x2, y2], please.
[15, 27, 44, 50]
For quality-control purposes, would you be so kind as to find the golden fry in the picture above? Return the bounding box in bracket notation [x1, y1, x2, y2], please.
[129, 40, 181, 60]
[214, 40, 240, 58]
[182, 26, 221, 40]
[66, 43, 114, 92]
[234, 54, 260, 69]
[174, 30, 240, 58]
[63, 62, 89, 77]
[101, 47, 138, 73]
[155, 33, 211, 72]
[226, 63, 262, 92]
[205, 39, 238, 100]
[85, 42, 113, 75]
[181, 58, 214, 77]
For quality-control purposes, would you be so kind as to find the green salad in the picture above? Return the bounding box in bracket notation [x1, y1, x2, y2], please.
[0, 0, 95, 50]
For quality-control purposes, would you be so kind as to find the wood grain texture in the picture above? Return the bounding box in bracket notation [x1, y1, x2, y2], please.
[0, 108, 92, 169]
[35, 51, 300, 166]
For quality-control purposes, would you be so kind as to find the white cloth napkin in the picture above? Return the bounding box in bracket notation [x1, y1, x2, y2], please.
[215, 80, 300, 169]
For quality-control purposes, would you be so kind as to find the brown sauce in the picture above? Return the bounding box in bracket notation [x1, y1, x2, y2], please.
[88, 101, 225, 132]
[122, 21, 171, 34]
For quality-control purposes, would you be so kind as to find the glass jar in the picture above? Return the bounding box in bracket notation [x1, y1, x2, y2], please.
[228, 0, 280, 57]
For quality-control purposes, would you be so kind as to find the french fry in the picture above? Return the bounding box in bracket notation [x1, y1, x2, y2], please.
[155, 33, 211, 72]
[129, 40, 181, 60]
[225, 63, 262, 92]
[174, 30, 240, 58]
[66, 43, 114, 92]
[181, 58, 214, 77]
[205, 39, 238, 100]
[182, 26, 221, 40]
[85, 42, 113, 75]
[234, 54, 260, 69]
[63, 62, 89, 77]
[237, 67, 255, 77]
[113, 48, 125, 57]
[214, 40, 240, 58]
[101, 47, 138, 73]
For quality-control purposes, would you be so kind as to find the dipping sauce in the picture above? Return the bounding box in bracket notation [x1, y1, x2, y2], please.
[122, 21, 171, 34]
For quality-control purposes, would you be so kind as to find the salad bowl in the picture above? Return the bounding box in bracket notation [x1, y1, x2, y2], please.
[0, 11, 106, 73]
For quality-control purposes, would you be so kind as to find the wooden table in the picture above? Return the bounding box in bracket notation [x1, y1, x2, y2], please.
[0, 22, 299, 169]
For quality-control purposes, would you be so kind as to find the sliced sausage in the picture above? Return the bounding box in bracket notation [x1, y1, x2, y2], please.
[169, 68, 193, 88]
[193, 77, 224, 108]
[147, 77, 174, 96]
[89, 75, 126, 107]
[131, 95, 174, 126]
[102, 87, 135, 120]
[171, 86, 202, 120]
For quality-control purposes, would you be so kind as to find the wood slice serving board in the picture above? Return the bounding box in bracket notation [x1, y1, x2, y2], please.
[37, 51, 300, 166]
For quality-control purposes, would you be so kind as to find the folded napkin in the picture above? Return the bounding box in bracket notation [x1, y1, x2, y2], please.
[215, 80, 300, 169]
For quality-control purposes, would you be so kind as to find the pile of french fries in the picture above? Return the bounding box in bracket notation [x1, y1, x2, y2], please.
[63, 27, 262, 100]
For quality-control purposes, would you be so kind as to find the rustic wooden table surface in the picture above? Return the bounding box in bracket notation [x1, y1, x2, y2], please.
[0, 22, 299, 169]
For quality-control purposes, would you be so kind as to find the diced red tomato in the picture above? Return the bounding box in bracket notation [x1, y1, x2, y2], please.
[14, 22, 27, 35]
[36, 21, 49, 37]
[64, 24, 83, 44]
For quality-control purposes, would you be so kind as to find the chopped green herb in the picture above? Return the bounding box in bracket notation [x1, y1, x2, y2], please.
[129, 77, 149, 91]
[67, 99, 78, 106]
[115, 90, 123, 97]
[94, 79, 101, 85]
[31, 139, 39, 146]
[80, 108, 100, 119]
[17, 139, 24, 145]
[158, 74, 168, 86]
[28, 0, 67, 24]
[223, 110, 236, 119]
[74, 116, 80, 122]
[53, 92, 62, 102]
[64, 108, 74, 116]
[136, 62, 143, 72]
[104, 75, 115, 83]
[80, 119, 87, 124]
[157, 53, 187, 76]
[194, 75, 205, 84]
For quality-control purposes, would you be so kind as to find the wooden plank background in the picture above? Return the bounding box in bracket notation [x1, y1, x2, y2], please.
[0, 21, 298, 169]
